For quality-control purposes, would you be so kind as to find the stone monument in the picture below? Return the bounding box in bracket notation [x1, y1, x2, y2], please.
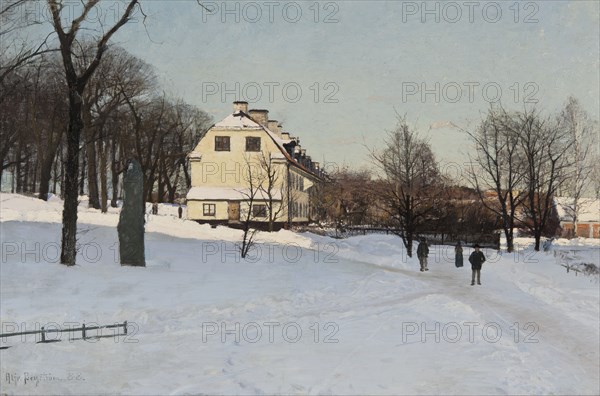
[118, 159, 145, 266]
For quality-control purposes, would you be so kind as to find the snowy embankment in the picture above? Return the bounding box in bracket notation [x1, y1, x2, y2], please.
[1, 193, 599, 395]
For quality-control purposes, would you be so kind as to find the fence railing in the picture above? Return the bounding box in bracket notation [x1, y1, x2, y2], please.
[0, 321, 128, 346]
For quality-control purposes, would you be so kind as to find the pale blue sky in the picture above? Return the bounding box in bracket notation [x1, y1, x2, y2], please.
[32, 1, 600, 175]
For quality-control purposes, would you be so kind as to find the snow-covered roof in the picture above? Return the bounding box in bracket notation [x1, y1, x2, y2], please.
[214, 112, 262, 129]
[554, 197, 600, 223]
[187, 186, 282, 201]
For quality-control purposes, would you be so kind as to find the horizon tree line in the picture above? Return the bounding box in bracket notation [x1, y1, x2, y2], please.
[314, 99, 598, 253]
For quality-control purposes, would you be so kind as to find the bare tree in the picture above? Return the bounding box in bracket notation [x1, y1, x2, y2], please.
[0, 67, 31, 182]
[370, 116, 441, 257]
[238, 156, 263, 258]
[157, 99, 211, 203]
[0, 0, 55, 92]
[32, 56, 67, 201]
[559, 96, 598, 231]
[515, 108, 572, 250]
[47, 0, 140, 265]
[110, 51, 157, 206]
[0, 54, 66, 198]
[465, 107, 526, 253]
[311, 167, 373, 234]
[257, 151, 286, 232]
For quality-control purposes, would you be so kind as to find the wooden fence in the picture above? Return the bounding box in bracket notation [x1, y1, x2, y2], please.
[0, 321, 128, 347]
[554, 250, 600, 278]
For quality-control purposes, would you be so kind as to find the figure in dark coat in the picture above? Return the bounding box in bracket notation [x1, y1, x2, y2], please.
[468, 244, 486, 285]
[416, 238, 429, 272]
[455, 242, 463, 268]
[178, 204, 183, 219]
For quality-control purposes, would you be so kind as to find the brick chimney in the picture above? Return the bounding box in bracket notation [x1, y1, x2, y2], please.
[233, 101, 248, 113]
[268, 120, 281, 137]
[249, 109, 269, 127]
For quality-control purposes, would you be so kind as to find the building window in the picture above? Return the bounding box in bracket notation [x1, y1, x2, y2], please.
[252, 204, 267, 217]
[215, 136, 230, 151]
[203, 203, 216, 216]
[245, 137, 261, 152]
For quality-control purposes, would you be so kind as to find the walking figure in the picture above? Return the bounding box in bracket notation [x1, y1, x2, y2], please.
[455, 241, 463, 268]
[469, 244, 486, 285]
[417, 238, 429, 272]
[178, 204, 183, 219]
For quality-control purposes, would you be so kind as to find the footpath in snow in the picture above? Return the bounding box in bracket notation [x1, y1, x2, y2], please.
[1, 193, 599, 395]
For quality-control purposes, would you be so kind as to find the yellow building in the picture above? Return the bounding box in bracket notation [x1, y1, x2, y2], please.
[186, 101, 323, 229]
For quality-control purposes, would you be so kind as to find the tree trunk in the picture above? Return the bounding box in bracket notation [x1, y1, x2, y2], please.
[79, 143, 86, 196]
[406, 236, 413, 258]
[38, 156, 54, 201]
[59, 144, 65, 199]
[99, 140, 108, 213]
[157, 160, 165, 203]
[11, 163, 15, 193]
[165, 166, 179, 204]
[38, 138, 62, 201]
[86, 141, 100, 208]
[182, 159, 192, 189]
[52, 146, 60, 195]
[572, 199, 578, 237]
[61, 89, 84, 266]
[23, 160, 29, 194]
[32, 158, 38, 194]
[110, 136, 119, 207]
[504, 226, 514, 253]
[534, 230, 542, 251]
[15, 140, 22, 193]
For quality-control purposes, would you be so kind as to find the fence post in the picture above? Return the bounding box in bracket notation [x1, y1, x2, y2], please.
[41, 326, 46, 343]
[124, 321, 128, 335]
[82, 323, 86, 340]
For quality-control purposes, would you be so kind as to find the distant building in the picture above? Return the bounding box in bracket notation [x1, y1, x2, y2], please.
[554, 197, 600, 238]
[186, 101, 323, 229]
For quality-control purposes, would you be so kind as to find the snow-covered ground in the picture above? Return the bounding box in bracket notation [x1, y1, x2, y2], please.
[1, 193, 599, 395]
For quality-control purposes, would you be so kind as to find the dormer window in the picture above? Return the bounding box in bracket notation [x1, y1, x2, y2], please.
[245, 137, 261, 152]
